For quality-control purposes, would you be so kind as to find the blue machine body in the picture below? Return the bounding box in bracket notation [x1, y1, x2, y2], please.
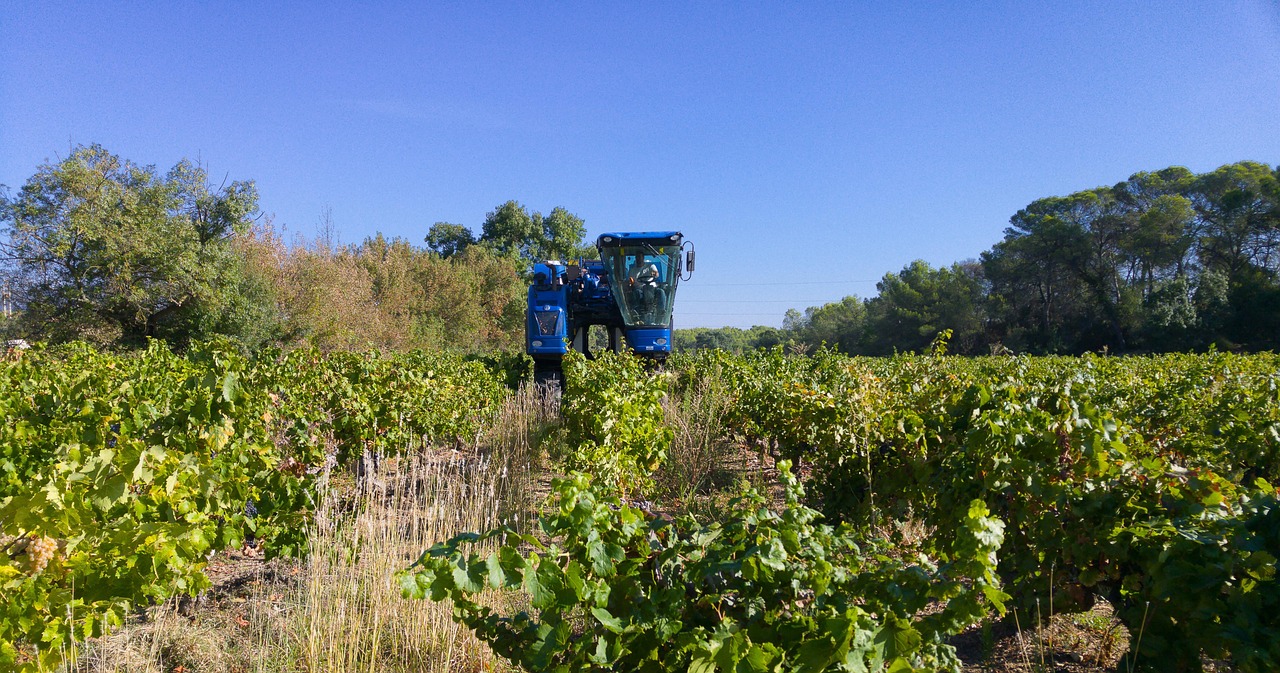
[526, 231, 689, 380]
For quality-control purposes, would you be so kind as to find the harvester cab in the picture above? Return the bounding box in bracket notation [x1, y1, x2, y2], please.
[526, 231, 694, 386]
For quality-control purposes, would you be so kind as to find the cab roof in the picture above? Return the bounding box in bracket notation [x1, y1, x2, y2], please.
[597, 232, 683, 246]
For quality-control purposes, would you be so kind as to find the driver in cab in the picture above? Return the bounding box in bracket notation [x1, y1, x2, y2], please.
[629, 261, 665, 324]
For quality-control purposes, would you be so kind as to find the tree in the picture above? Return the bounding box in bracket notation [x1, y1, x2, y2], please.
[750, 326, 784, 349]
[1185, 162, 1280, 350]
[540, 206, 594, 260]
[480, 200, 540, 260]
[672, 326, 787, 353]
[784, 296, 867, 353]
[982, 192, 1130, 353]
[0, 144, 262, 346]
[424, 222, 475, 258]
[237, 225, 526, 353]
[863, 260, 987, 355]
[1125, 194, 1195, 291]
[479, 200, 592, 263]
[1189, 162, 1279, 280]
[1114, 168, 1197, 293]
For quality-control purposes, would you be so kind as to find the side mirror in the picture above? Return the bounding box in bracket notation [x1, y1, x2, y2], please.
[678, 241, 696, 281]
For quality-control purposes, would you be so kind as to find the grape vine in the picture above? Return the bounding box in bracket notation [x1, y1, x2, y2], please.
[0, 340, 514, 671]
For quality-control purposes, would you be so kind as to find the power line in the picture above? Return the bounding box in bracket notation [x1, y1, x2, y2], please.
[676, 312, 788, 317]
[679, 299, 836, 303]
[693, 280, 879, 287]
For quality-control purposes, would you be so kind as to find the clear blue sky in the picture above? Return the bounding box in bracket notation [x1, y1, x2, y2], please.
[3, 2, 1278, 328]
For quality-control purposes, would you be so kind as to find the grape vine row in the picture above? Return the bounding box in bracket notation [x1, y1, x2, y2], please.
[0, 340, 512, 671]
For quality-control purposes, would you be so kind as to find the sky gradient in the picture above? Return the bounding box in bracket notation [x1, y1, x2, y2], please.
[3, 2, 1278, 328]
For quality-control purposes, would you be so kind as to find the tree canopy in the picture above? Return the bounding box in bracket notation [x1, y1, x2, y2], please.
[771, 161, 1280, 356]
[0, 145, 261, 346]
[478, 200, 593, 262]
[424, 222, 476, 258]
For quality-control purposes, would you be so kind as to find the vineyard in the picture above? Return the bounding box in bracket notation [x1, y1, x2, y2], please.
[2, 343, 1279, 672]
[0, 342, 513, 671]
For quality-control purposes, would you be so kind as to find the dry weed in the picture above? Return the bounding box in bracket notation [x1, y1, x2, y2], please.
[656, 367, 740, 507]
[69, 387, 549, 673]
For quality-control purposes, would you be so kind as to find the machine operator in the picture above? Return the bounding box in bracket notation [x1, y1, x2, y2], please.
[629, 261, 666, 324]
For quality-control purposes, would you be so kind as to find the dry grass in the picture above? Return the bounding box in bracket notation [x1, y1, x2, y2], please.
[68, 385, 551, 673]
[655, 367, 740, 508]
[297, 451, 524, 673]
[950, 600, 1131, 673]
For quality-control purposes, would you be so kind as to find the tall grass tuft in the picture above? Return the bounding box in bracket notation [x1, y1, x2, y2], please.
[655, 365, 738, 507]
[298, 448, 529, 673]
[69, 385, 550, 673]
[290, 383, 548, 672]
